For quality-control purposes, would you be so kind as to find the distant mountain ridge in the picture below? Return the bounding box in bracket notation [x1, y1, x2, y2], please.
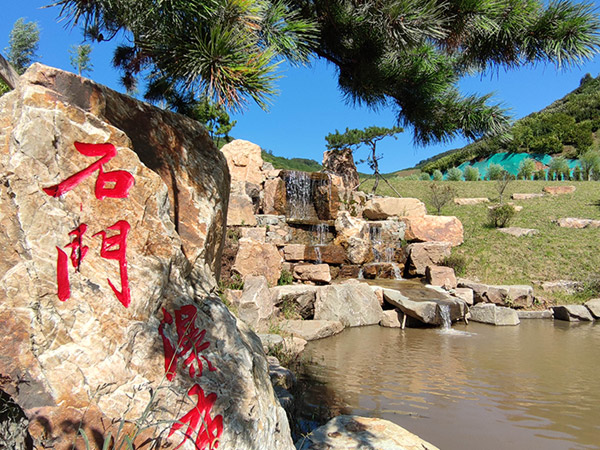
[418, 73, 600, 174]
[261, 150, 322, 172]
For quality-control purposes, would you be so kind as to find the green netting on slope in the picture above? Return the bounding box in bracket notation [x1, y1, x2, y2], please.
[456, 152, 580, 177]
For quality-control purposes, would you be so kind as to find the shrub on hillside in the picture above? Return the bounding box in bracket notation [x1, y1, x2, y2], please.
[428, 183, 456, 215]
[419, 172, 431, 181]
[487, 204, 516, 228]
[441, 253, 467, 277]
[446, 167, 463, 181]
[463, 165, 480, 181]
[432, 169, 443, 181]
[518, 158, 536, 180]
[486, 163, 504, 180]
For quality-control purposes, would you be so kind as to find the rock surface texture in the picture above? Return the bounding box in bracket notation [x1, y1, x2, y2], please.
[402, 215, 464, 246]
[0, 65, 294, 450]
[469, 304, 520, 326]
[314, 280, 383, 327]
[296, 415, 440, 450]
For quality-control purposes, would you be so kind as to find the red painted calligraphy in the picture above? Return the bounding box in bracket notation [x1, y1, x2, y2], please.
[168, 384, 223, 450]
[93, 220, 131, 308]
[55, 221, 131, 307]
[43, 142, 134, 199]
[159, 305, 216, 381]
[56, 224, 89, 301]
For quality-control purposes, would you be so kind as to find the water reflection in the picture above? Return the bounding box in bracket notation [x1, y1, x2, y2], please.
[300, 321, 600, 450]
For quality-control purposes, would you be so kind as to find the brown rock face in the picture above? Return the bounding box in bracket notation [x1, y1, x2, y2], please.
[322, 148, 359, 190]
[263, 177, 286, 215]
[233, 240, 283, 285]
[363, 197, 426, 220]
[293, 264, 332, 284]
[406, 242, 452, 276]
[0, 65, 294, 450]
[221, 139, 265, 186]
[402, 215, 464, 246]
[426, 265, 457, 289]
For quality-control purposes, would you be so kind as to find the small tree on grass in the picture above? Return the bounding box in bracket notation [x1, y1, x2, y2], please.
[486, 163, 504, 180]
[548, 156, 570, 180]
[429, 183, 456, 215]
[579, 150, 600, 180]
[325, 125, 403, 195]
[432, 170, 443, 181]
[496, 170, 514, 204]
[488, 204, 516, 227]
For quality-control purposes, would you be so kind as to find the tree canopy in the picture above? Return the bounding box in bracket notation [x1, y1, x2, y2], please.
[69, 44, 93, 76]
[53, 0, 600, 145]
[5, 18, 40, 75]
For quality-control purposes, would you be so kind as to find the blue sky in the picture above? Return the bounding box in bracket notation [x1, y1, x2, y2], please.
[2, 1, 600, 171]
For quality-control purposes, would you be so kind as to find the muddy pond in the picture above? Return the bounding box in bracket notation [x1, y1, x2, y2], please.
[298, 320, 600, 449]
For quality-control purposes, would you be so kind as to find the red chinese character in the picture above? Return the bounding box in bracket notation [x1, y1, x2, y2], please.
[56, 224, 89, 301]
[168, 384, 223, 450]
[159, 305, 216, 382]
[93, 220, 131, 308]
[44, 142, 134, 199]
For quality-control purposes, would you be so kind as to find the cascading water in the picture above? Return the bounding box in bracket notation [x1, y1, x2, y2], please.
[285, 171, 312, 219]
[439, 304, 452, 330]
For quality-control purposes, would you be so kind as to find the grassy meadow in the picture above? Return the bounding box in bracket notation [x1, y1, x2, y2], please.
[359, 178, 600, 304]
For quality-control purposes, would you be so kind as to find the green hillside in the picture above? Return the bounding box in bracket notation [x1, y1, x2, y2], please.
[261, 150, 322, 172]
[420, 73, 600, 174]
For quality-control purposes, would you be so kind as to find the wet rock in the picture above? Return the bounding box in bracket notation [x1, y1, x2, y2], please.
[363, 197, 427, 220]
[469, 303, 520, 326]
[454, 197, 490, 205]
[498, 227, 539, 237]
[543, 185, 576, 195]
[293, 264, 332, 284]
[552, 305, 594, 322]
[406, 241, 452, 276]
[555, 217, 600, 229]
[402, 215, 464, 246]
[233, 240, 283, 285]
[296, 415, 440, 450]
[584, 298, 600, 319]
[383, 287, 466, 325]
[338, 265, 361, 279]
[271, 285, 318, 319]
[380, 309, 404, 328]
[425, 265, 457, 290]
[304, 245, 347, 264]
[314, 280, 384, 327]
[279, 319, 344, 341]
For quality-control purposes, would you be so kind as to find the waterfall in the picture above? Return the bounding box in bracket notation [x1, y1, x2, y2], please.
[314, 246, 322, 264]
[369, 224, 384, 262]
[312, 223, 328, 246]
[439, 304, 452, 330]
[286, 171, 312, 219]
[392, 264, 403, 280]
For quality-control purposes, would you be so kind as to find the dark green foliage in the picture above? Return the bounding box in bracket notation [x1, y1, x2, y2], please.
[446, 167, 463, 181]
[278, 269, 294, 286]
[0, 80, 10, 96]
[261, 150, 322, 172]
[5, 18, 39, 74]
[463, 165, 480, 181]
[486, 163, 504, 181]
[53, 0, 600, 144]
[488, 204, 516, 228]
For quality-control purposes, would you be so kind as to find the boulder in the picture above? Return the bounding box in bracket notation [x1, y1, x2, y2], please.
[380, 309, 404, 328]
[234, 276, 276, 329]
[345, 236, 373, 265]
[406, 241, 452, 276]
[227, 192, 258, 226]
[382, 288, 466, 325]
[517, 310, 553, 319]
[458, 280, 534, 308]
[267, 356, 297, 391]
[304, 245, 347, 264]
[293, 264, 332, 284]
[0, 64, 294, 450]
[221, 139, 266, 186]
[296, 415, 440, 450]
[498, 227, 539, 237]
[469, 304, 520, 325]
[363, 197, 427, 220]
[259, 334, 307, 356]
[584, 298, 600, 319]
[452, 287, 474, 306]
[263, 177, 287, 215]
[454, 197, 489, 205]
[322, 148, 360, 190]
[402, 215, 464, 246]
[543, 185, 576, 195]
[271, 285, 318, 320]
[233, 240, 283, 286]
[512, 193, 544, 200]
[282, 244, 307, 261]
[552, 305, 594, 322]
[279, 320, 344, 341]
[240, 226, 267, 242]
[425, 265, 457, 290]
[314, 280, 384, 327]
[556, 217, 600, 229]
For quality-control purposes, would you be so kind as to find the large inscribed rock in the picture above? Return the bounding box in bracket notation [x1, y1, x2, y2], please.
[0, 65, 293, 450]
